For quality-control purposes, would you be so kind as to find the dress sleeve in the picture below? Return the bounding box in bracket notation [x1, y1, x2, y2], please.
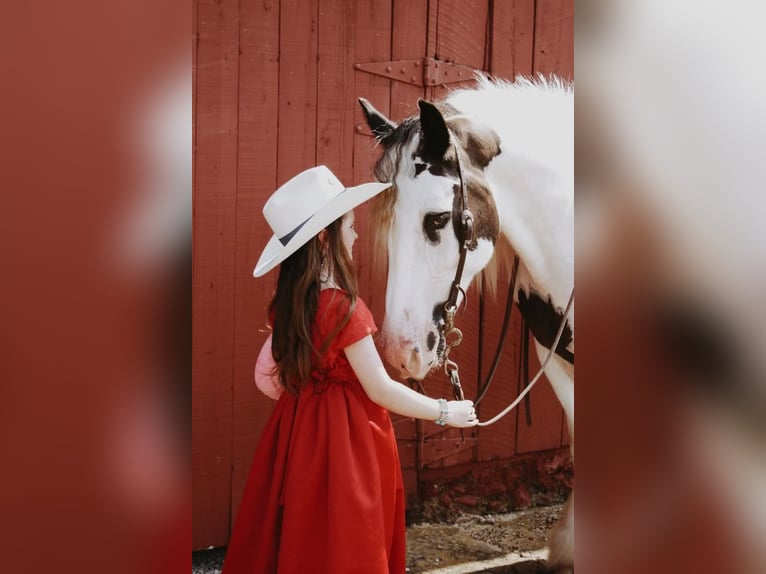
[331, 296, 378, 350]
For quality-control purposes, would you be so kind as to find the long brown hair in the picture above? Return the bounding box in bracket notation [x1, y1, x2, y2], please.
[269, 214, 359, 394]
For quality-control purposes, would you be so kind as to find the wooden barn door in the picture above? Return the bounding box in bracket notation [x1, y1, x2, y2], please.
[193, 0, 572, 551]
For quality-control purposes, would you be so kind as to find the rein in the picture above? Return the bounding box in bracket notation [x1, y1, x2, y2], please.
[476, 289, 573, 426]
[438, 139, 573, 427]
[475, 255, 520, 407]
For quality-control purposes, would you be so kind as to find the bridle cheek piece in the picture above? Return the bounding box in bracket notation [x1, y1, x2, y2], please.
[440, 140, 473, 401]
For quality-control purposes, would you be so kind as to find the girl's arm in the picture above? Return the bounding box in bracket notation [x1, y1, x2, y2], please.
[344, 335, 476, 428]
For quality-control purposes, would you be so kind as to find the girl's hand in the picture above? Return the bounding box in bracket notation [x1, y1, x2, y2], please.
[446, 400, 478, 428]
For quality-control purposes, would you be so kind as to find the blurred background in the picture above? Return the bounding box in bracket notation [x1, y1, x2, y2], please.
[0, 1, 189, 573]
[576, 1, 766, 572]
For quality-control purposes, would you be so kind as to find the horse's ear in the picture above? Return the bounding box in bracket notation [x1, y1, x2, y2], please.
[358, 98, 397, 142]
[418, 99, 450, 158]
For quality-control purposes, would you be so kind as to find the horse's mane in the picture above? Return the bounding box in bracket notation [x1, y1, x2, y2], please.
[369, 118, 416, 288]
[369, 185, 397, 287]
[471, 73, 573, 95]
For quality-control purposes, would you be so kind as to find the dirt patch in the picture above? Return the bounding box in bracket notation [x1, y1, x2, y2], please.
[407, 524, 501, 571]
[403, 449, 572, 572]
[191, 503, 563, 574]
[405, 503, 563, 573]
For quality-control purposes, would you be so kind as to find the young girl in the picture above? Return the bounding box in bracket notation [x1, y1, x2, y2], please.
[222, 166, 477, 574]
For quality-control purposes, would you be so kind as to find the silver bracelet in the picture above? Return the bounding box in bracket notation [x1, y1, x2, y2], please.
[435, 398, 448, 426]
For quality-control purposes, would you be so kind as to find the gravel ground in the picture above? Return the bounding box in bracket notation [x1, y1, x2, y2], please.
[192, 503, 562, 574]
[192, 546, 225, 574]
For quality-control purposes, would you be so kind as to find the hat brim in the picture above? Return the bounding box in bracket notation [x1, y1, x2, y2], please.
[253, 180, 391, 277]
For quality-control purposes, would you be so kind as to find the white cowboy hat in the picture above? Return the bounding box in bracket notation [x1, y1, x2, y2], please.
[253, 165, 391, 277]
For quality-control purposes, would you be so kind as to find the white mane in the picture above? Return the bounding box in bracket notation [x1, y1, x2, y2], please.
[447, 75, 574, 185]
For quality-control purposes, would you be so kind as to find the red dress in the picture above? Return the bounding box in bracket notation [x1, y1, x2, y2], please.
[222, 290, 406, 573]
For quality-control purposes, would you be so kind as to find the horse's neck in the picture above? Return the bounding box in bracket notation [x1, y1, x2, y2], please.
[490, 152, 572, 302]
[486, 128, 574, 306]
[452, 85, 573, 306]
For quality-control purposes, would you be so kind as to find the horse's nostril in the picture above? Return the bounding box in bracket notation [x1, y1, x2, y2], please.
[426, 331, 437, 352]
[400, 364, 406, 371]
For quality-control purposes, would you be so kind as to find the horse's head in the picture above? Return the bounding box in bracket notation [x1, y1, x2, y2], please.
[359, 97, 502, 380]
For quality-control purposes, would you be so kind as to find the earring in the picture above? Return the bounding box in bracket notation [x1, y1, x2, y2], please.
[319, 255, 329, 283]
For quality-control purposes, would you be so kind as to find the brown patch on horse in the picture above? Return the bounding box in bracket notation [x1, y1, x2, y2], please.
[447, 116, 502, 169]
[452, 178, 499, 247]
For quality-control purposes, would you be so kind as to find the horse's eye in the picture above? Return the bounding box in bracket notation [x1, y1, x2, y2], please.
[423, 211, 451, 244]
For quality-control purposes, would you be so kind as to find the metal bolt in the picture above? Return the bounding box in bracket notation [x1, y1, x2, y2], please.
[385, 66, 391, 72]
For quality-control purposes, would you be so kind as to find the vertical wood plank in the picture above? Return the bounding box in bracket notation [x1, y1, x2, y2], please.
[426, 0, 440, 60]
[533, 0, 574, 80]
[490, 0, 535, 79]
[515, 345, 566, 454]
[192, 0, 239, 550]
[435, 0, 488, 66]
[277, 0, 319, 183]
[229, 0, 281, 536]
[352, 0, 393, 184]
[316, 0, 356, 183]
[429, 0, 486, 100]
[352, 0, 392, 316]
[476, 285, 523, 462]
[389, 0, 428, 144]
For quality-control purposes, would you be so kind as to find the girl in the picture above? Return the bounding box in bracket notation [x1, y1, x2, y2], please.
[222, 166, 477, 574]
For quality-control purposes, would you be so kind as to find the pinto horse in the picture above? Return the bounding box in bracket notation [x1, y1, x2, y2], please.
[359, 76, 574, 572]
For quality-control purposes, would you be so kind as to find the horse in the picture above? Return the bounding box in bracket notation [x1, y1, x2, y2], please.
[359, 75, 574, 572]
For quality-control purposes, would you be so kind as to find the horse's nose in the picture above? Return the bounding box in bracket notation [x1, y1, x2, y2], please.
[396, 345, 425, 379]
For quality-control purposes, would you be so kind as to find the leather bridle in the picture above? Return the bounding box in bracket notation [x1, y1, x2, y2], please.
[437, 138, 573, 426]
[437, 140, 521, 407]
